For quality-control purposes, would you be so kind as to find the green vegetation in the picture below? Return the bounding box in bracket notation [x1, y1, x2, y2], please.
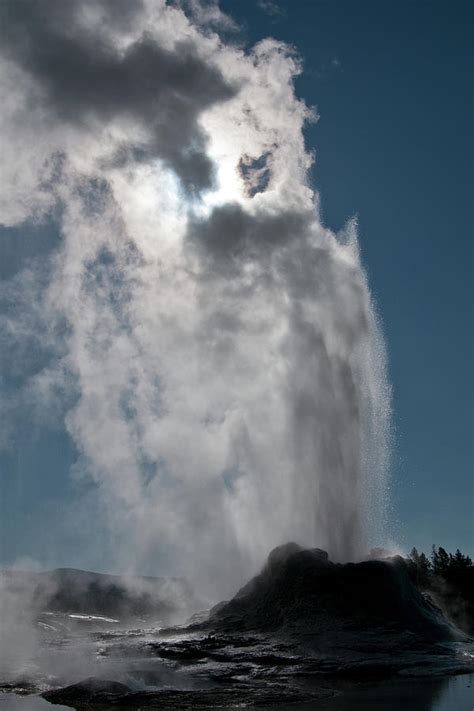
[408, 546, 473, 635]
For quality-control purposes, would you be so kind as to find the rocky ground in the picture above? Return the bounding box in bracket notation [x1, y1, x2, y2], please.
[1, 544, 473, 709]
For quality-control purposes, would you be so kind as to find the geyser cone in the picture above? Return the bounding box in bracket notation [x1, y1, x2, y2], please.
[207, 543, 459, 643]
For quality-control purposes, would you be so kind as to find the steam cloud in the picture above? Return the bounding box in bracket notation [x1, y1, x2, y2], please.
[0, 0, 391, 597]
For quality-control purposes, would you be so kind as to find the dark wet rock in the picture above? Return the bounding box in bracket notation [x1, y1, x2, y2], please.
[7, 544, 474, 711]
[206, 543, 460, 643]
[42, 677, 334, 708]
[119, 543, 472, 690]
[427, 572, 474, 636]
[109, 545, 474, 693]
[43, 677, 131, 704]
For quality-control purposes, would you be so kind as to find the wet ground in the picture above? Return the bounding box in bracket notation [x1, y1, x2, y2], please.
[0, 612, 473, 709]
[1, 675, 473, 710]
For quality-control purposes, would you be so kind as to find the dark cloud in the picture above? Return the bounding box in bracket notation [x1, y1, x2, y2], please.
[238, 153, 272, 198]
[0, 0, 236, 192]
[189, 202, 311, 269]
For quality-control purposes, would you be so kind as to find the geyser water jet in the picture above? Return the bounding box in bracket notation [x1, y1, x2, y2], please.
[0, 0, 391, 597]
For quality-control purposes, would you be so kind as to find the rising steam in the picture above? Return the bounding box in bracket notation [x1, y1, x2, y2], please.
[0, 0, 391, 597]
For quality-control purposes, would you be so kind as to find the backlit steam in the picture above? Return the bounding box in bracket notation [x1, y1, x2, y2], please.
[0, 0, 391, 597]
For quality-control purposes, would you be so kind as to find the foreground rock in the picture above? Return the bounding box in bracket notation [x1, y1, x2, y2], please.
[204, 543, 460, 642]
[43, 679, 131, 705]
[43, 676, 333, 708]
[39, 545, 474, 709]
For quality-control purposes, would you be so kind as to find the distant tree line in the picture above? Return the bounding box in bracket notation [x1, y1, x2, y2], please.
[408, 546, 473, 635]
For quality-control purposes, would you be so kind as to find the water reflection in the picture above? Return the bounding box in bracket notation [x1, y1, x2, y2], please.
[280, 674, 474, 711]
[0, 674, 472, 710]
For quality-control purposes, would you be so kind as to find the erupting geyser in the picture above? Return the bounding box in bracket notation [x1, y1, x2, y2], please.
[0, 0, 391, 597]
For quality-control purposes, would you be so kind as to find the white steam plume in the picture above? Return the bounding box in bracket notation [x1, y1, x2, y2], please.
[0, 0, 391, 598]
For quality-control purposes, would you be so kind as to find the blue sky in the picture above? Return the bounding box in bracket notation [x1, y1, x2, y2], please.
[0, 0, 472, 571]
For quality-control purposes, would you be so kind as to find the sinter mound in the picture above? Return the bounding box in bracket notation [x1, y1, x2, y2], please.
[207, 543, 458, 642]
